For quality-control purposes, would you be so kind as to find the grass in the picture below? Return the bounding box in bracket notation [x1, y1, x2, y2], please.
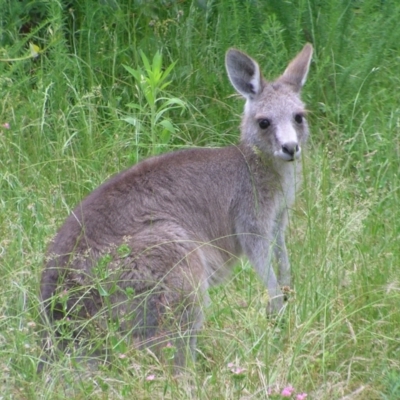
[1, 0, 400, 398]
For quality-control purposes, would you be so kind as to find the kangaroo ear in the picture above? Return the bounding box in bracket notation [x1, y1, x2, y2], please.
[226, 49, 263, 99]
[278, 43, 313, 92]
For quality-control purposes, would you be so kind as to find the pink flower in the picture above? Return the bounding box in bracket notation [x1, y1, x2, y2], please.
[281, 385, 295, 397]
[146, 374, 155, 381]
[2, 123, 10, 129]
[230, 367, 246, 375]
[227, 362, 245, 375]
[296, 393, 308, 400]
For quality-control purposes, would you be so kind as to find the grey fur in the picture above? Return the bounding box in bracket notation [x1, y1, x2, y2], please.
[39, 44, 313, 370]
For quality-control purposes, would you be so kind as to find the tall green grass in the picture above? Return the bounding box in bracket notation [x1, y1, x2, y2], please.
[1, 0, 400, 398]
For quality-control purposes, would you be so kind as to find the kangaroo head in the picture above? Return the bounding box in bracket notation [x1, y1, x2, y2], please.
[226, 44, 313, 162]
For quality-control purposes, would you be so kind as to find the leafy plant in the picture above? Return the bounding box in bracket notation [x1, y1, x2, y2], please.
[122, 50, 187, 156]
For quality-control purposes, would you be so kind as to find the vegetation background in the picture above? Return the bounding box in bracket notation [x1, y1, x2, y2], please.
[1, 0, 400, 398]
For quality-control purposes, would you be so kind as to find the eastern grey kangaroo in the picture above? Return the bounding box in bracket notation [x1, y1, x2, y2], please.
[39, 43, 313, 369]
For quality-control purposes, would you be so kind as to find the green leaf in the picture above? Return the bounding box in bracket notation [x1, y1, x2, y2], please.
[98, 285, 109, 297]
[161, 60, 177, 83]
[152, 51, 163, 75]
[143, 88, 155, 107]
[140, 50, 152, 75]
[162, 97, 187, 110]
[159, 119, 175, 133]
[160, 130, 171, 145]
[160, 80, 172, 90]
[122, 117, 138, 126]
[122, 64, 142, 81]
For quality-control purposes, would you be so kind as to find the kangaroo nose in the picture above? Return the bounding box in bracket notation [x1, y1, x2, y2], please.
[282, 142, 299, 158]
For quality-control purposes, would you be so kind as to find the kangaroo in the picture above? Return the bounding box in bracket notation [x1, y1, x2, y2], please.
[39, 44, 313, 370]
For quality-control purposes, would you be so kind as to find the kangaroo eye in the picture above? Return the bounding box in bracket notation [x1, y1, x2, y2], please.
[294, 114, 304, 124]
[258, 119, 271, 129]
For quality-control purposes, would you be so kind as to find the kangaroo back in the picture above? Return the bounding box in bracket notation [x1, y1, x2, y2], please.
[39, 44, 313, 371]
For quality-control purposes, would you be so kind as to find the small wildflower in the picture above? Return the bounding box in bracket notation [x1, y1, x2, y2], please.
[146, 374, 155, 381]
[281, 385, 295, 397]
[27, 321, 36, 328]
[118, 354, 127, 359]
[165, 342, 173, 348]
[230, 366, 246, 375]
[2, 123, 10, 129]
[296, 393, 308, 400]
[227, 362, 246, 377]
